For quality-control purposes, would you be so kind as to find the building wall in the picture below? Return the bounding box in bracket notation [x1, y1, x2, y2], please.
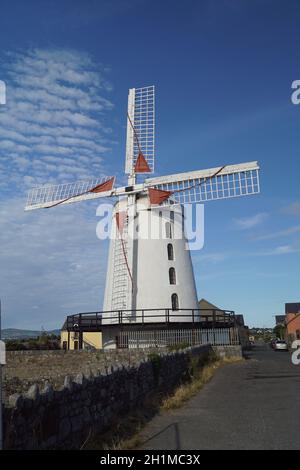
[60, 331, 102, 350]
[83, 332, 102, 349]
[286, 312, 300, 343]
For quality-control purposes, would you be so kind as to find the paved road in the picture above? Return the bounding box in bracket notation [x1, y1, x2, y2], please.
[138, 343, 300, 450]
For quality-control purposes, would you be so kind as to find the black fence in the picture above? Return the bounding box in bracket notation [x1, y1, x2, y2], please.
[64, 308, 237, 332]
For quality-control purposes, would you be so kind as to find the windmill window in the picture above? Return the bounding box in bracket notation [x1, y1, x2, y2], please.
[167, 243, 174, 260]
[171, 293, 179, 311]
[169, 267, 176, 285]
[165, 222, 173, 239]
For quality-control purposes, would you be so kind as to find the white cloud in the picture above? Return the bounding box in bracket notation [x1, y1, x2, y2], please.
[0, 48, 114, 191]
[283, 202, 300, 217]
[253, 224, 300, 241]
[233, 212, 268, 230]
[0, 48, 115, 329]
[256, 243, 300, 256]
[0, 197, 109, 329]
[192, 251, 229, 264]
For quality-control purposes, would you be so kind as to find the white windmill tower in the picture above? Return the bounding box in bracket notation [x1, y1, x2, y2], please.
[25, 85, 260, 332]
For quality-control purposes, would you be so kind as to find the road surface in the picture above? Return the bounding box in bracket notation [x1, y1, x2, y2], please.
[138, 343, 300, 450]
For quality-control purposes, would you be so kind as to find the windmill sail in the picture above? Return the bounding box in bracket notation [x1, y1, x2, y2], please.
[145, 161, 260, 204]
[23, 84, 262, 332]
[125, 85, 155, 175]
[25, 176, 115, 211]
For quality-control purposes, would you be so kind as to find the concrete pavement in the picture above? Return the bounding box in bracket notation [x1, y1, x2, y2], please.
[137, 343, 300, 450]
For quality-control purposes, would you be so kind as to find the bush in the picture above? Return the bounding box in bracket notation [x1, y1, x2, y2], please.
[167, 342, 190, 352]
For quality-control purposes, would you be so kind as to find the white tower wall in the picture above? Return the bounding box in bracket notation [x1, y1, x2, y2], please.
[102, 194, 199, 324]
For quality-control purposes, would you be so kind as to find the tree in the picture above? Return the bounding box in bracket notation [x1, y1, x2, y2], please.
[273, 324, 286, 340]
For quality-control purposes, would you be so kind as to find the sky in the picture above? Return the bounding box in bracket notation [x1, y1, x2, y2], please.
[0, 0, 300, 329]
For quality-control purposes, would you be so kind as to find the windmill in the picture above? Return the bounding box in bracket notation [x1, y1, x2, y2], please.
[25, 85, 260, 327]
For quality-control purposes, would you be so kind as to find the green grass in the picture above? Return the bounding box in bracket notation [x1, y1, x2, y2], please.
[161, 356, 242, 411]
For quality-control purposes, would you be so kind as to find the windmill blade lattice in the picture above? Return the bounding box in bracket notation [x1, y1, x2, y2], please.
[145, 161, 260, 204]
[125, 85, 155, 174]
[25, 176, 115, 211]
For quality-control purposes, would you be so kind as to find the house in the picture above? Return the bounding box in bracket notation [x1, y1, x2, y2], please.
[285, 302, 300, 344]
[275, 315, 286, 325]
[198, 298, 249, 347]
[198, 298, 245, 325]
[198, 298, 232, 322]
[60, 316, 102, 350]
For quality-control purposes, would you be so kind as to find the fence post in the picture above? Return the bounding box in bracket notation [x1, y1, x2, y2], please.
[213, 310, 216, 328]
[79, 314, 83, 349]
[165, 309, 169, 324]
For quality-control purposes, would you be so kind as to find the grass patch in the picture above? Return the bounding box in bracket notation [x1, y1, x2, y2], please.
[161, 355, 242, 411]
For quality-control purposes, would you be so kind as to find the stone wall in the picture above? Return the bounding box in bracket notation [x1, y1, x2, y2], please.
[3, 345, 213, 450]
[4, 349, 165, 398]
[213, 345, 243, 358]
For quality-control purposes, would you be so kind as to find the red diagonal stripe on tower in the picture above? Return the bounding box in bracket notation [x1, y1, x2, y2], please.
[148, 188, 173, 205]
[89, 177, 114, 193]
[115, 211, 127, 234]
[134, 152, 151, 173]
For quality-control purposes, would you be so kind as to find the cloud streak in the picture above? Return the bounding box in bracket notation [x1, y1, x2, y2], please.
[0, 197, 108, 329]
[283, 202, 300, 217]
[0, 48, 115, 329]
[0, 48, 114, 192]
[253, 224, 300, 241]
[258, 243, 300, 256]
[233, 212, 268, 230]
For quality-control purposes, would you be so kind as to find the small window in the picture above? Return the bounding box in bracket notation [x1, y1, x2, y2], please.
[171, 293, 179, 311]
[169, 267, 176, 285]
[170, 211, 174, 223]
[165, 222, 172, 239]
[167, 243, 174, 260]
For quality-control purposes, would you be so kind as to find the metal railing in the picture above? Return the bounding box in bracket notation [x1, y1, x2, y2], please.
[65, 308, 236, 331]
[118, 327, 240, 349]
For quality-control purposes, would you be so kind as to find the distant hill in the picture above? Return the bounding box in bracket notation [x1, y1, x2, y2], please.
[2, 328, 60, 340]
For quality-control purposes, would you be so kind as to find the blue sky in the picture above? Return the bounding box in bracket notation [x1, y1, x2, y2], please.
[0, 0, 300, 329]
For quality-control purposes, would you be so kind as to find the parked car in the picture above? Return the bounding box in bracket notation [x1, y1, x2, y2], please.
[274, 340, 288, 351]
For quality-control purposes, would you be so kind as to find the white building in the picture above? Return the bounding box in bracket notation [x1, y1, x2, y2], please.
[102, 194, 199, 324]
